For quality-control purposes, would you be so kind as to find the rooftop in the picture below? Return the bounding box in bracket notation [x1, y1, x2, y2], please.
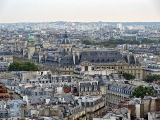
[75, 95, 102, 102]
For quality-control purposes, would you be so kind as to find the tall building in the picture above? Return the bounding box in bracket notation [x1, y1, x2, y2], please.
[117, 23, 123, 30]
[28, 36, 36, 60]
[60, 31, 72, 53]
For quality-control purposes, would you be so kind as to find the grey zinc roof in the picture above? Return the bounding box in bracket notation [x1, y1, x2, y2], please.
[0, 51, 12, 56]
[79, 51, 124, 64]
[24, 52, 28, 58]
[60, 55, 74, 67]
[32, 52, 39, 61]
[61, 49, 69, 56]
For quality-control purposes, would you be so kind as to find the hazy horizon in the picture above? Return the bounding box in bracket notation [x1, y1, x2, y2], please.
[0, 0, 160, 23]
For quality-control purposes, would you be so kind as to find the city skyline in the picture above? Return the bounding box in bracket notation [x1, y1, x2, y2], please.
[0, 0, 160, 23]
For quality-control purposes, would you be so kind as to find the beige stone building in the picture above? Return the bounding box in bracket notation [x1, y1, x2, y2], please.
[13, 35, 144, 80]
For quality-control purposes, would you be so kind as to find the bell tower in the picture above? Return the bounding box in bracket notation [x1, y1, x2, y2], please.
[60, 31, 72, 53]
[28, 36, 35, 60]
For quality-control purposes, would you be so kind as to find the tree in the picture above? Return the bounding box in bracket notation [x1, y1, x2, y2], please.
[8, 61, 39, 71]
[82, 40, 93, 45]
[141, 38, 158, 44]
[131, 86, 154, 98]
[123, 73, 135, 80]
[143, 74, 160, 83]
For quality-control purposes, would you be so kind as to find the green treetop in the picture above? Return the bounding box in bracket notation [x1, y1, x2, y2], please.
[8, 61, 39, 71]
[143, 74, 160, 83]
[123, 73, 135, 80]
[131, 86, 154, 98]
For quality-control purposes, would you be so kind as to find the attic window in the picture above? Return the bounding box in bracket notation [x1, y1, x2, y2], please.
[85, 66, 88, 71]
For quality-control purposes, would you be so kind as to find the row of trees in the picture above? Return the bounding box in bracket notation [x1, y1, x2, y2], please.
[82, 38, 159, 47]
[8, 61, 39, 71]
[143, 74, 160, 83]
[123, 73, 160, 83]
[82, 40, 93, 45]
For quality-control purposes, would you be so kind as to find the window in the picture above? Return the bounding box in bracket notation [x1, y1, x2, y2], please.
[138, 73, 140, 78]
[85, 66, 88, 71]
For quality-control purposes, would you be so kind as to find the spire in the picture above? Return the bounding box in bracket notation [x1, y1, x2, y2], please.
[64, 31, 68, 38]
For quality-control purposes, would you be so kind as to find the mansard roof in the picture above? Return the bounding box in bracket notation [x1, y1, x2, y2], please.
[0, 51, 12, 56]
[79, 51, 124, 64]
[60, 55, 74, 67]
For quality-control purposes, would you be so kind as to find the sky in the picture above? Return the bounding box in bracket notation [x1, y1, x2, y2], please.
[0, 0, 160, 23]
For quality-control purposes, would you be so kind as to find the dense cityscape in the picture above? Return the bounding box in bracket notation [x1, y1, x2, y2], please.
[0, 21, 160, 120]
[1, 0, 160, 120]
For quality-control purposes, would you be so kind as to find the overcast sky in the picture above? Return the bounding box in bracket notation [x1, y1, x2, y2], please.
[0, 0, 160, 23]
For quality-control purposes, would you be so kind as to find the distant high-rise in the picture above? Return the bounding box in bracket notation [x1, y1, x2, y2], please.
[117, 23, 123, 30]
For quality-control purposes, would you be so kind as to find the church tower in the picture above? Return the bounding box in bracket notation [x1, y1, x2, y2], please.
[28, 36, 35, 60]
[60, 31, 72, 53]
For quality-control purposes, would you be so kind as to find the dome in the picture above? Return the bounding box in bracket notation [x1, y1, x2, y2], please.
[28, 36, 35, 41]
[36, 45, 40, 49]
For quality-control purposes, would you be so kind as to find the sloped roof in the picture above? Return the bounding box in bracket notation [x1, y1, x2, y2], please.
[79, 51, 124, 64]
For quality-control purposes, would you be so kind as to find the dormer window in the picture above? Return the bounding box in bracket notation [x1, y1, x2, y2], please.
[85, 66, 88, 71]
